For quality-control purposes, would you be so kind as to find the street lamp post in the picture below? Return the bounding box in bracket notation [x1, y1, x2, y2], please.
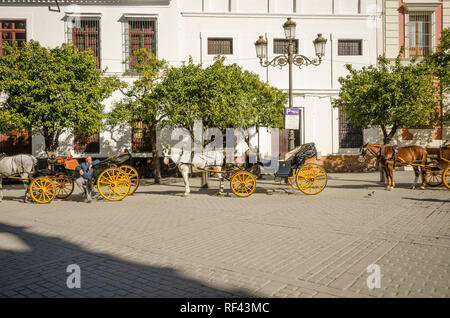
[255, 18, 327, 151]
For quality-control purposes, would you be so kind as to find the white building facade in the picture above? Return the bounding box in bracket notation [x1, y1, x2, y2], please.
[0, 0, 383, 163]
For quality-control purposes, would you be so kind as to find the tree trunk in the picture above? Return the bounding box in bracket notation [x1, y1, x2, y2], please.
[43, 131, 59, 158]
[150, 128, 161, 184]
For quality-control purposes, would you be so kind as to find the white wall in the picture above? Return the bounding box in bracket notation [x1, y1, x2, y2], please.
[1, 0, 379, 158]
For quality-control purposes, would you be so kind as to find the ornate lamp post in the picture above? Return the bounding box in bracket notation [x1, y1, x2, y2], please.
[255, 18, 327, 150]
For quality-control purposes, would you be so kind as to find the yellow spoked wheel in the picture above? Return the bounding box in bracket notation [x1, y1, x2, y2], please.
[119, 165, 139, 195]
[443, 166, 450, 189]
[51, 174, 74, 199]
[288, 168, 299, 189]
[425, 168, 443, 187]
[97, 168, 131, 201]
[230, 171, 256, 197]
[296, 164, 327, 195]
[29, 177, 56, 204]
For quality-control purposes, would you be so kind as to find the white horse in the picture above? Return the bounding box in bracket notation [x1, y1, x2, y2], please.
[0, 154, 37, 202]
[162, 145, 225, 197]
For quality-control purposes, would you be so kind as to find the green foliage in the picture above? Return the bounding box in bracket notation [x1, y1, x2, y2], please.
[0, 40, 119, 153]
[425, 27, 449, 93]
[108, 48, 167, 130]
[155, 56, 287, 132]
[333, 52, 440, 143]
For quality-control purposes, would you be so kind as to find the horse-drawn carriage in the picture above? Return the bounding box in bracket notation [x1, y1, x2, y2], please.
[183, 142, 327, 197]
[0, 152, 139, 204]
[424, 142, 450, 189]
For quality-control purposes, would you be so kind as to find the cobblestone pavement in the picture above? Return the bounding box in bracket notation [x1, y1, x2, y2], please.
[0, 171, 448, 298]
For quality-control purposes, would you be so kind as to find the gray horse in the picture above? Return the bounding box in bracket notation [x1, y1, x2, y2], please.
[0, 154, 37, 202]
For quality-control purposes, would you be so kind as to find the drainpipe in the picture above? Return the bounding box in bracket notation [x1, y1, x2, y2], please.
[330, 33, 333, 89]
[200, 32, 203, 64]
[265, 32, 269, 83]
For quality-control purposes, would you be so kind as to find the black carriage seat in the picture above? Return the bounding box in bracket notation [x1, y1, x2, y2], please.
[274, 143, 318, 178]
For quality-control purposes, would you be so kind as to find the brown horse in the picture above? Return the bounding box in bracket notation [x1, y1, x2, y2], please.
[359, 143, 428, 191]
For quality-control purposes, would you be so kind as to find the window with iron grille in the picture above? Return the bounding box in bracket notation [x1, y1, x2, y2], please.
[339, 111, 363, 149]
[338, 39, 362, 56]
[123, 19, 157, 70]
[132, 121, 152, 153]
[0, 20, 26, 56]
[66, 19, 101, 67]
[208, 38, 233, 55]
[273, 39, 298, 54]
[408, 11, 432, 58]
[74, 132, 100, 154]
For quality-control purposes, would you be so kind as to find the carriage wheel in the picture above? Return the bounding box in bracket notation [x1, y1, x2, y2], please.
[287, 168, 299, 189]
[296, 164, 327, 195]
[443, 166, 450, 189]
[52, 174, 74, 199]
[425, 169, 443, 187]
[230, 171, 256, 197]
[29, 177, 56, 204]
[119, 165, 139, 195]
[96, 168, 131, 201]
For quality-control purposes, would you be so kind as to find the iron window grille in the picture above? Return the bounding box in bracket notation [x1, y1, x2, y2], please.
[273, 38, 298, 54]
[66, 18, 101, 68]
[407, 11, 433, 58]
[339, 111, 363, 149]
[208, 38, 233, 55]
[338, 40, 363, 56]
[123, 19, 157, 71]
[132, 121, 152, 153]
[0, 20, 26, 56]
[74, 132, 100, 154]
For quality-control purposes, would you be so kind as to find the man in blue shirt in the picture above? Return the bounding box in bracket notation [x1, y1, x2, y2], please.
[75, 156, 100, 203]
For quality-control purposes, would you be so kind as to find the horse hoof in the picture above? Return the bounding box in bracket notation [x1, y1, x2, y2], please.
[216, 192, 224, 197]
[182, 193, 190, 198]
[410, 186, 416, 190]
[419, 186, 425, 190]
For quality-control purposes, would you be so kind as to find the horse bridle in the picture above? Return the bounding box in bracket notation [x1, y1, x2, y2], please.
[163, 148, 180, 170]
[360, 144, 380, 161]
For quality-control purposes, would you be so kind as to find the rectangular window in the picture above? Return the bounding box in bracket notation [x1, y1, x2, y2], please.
[338, 39, 362, 56]
[339, 112, 363, 149]
[408, 12, 432, 57]
[132, 121, 152, 153]
[67, 19, 101, 67]
[74, 132, 100, 154]
[208, 38, 233, 55]
[273, 39, 298, 54]
[124, 19, 157, 70]
[0, 20, 26, 56]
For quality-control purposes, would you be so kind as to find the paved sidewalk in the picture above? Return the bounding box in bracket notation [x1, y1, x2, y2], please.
[0, 171, 448, 298]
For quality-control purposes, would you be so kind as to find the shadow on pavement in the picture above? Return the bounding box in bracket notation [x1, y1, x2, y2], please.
[0, 222, 253, 298]
[401, 197, 450, 203]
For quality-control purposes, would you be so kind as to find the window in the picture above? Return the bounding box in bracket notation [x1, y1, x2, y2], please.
[0, 20, 26, 56]
[132, 121, 152, 153]
[338, 40, 362, 56]
[339, 112, 363, 149]
[67, 19, 101, 67]
[273, 39, 298, 54]
[124, 19, 157, 70]
[408, 12, 432, 57]
[74, 132, 100, 154]
[208, 38, 233, 55]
